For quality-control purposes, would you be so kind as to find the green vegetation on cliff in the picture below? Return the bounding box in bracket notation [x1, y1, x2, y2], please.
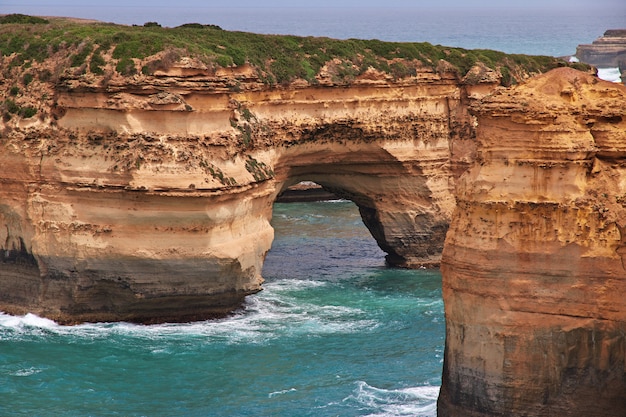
[0, 14, 588, 86]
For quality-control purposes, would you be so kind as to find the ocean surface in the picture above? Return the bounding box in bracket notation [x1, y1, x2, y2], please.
[1, 4, 625, 416]
[1, 201, 444, 416]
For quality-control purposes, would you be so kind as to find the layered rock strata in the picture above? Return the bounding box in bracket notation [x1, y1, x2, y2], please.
[439, 68, 626, 416]
[0, 62, 494, 323]
[576, 29, 626, 69]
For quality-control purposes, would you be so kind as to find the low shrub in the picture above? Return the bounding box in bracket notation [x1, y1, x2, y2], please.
[22, 73, 33, 86]
[3, 99, 37, 118]
[5, 99, 19, 114]
[116, 57, 136, 75]
[70, 42, 93, 67]
[0, 17, 587, 87]
[89, 49, 106, 74]
[0, 14, 49, 24]
[20, 106, 37, 118]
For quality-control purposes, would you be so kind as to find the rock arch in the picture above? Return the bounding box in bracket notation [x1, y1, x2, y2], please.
[0, 72, 477, 324]
[272, 137, 454, 268]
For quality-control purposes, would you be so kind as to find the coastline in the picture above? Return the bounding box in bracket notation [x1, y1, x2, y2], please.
[276, 182, 338, 203]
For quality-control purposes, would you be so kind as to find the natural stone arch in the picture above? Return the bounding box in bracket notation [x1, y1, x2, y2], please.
[271, 134, 454, 268]
[0, 66, 481, 324]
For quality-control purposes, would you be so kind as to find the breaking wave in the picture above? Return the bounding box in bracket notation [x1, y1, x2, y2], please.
[345, 381, 439, 417]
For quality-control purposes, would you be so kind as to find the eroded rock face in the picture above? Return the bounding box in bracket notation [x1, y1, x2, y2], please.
[0, 65, 487, 323]
[439, 68, 626, 416]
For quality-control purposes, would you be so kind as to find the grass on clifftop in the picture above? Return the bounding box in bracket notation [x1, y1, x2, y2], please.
[0, 14, 589, 86]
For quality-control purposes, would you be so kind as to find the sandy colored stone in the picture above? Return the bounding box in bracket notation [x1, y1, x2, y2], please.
[0, 57, 495, 323]
[576, 29, 626, 68]
[439, 67, 626, 416]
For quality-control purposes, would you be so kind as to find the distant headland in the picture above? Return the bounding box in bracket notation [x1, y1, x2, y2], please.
[576, 29, 626, 82]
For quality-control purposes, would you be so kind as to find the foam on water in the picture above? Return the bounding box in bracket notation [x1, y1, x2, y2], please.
[8, 367, 43, 377]
[268, 387, 298, 398]
[597, 67, 623, 83]
[345, 381, 439, 417]
[0, 278, 378, 344]
[0, 311, 60, 329]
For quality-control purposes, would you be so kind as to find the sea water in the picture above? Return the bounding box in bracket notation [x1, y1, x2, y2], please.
[0, 201, 444, 416]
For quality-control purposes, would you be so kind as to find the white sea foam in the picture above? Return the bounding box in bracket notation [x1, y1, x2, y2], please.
[264, 278, 328, 291]
[268, 387, 297, 398]
[0, 277, 378, 344]
[597, 67, 622, 83]
[0, 312, 58, 330]
[9, 367, 44, 377]
[241, 284, 380, 339]
[345, 381, 439, 417]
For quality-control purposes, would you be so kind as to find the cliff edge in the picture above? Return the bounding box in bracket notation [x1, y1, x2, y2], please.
[2, 16, 538, 323]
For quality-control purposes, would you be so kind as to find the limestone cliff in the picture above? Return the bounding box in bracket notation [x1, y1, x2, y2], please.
[0, 32, 496, 323]
[439, 68, 626, 416]
[0, 17, 580, 324]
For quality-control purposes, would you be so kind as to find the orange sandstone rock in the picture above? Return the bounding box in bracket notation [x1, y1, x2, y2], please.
[0, 59, 487, 323]
[439, 67, 626, 416]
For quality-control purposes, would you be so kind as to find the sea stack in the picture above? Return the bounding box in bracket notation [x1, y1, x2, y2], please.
[576, 29, 626, 67]
[438, 67, 626, 416]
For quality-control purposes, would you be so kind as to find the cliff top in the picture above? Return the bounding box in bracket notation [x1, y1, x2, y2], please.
[604, 29, 626, 38]
[0, 13, 586, 89]
[473, 67, 626, 121]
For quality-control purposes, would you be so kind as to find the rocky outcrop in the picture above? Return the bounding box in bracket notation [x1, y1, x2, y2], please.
[576, 29, 626, 68]
[0, 56, 497, 323]
[439, 68, 626, 416]
[1, 16, 583, 323]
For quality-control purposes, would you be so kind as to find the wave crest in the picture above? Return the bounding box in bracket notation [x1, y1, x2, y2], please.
[344, 381, 439, 417]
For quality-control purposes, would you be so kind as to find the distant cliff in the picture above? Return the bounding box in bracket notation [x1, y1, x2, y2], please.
[576, 29, 626, 68]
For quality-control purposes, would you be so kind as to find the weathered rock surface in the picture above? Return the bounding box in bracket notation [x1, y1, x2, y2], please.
[0, 60, 495, 323]
[439, 67, 626, 416]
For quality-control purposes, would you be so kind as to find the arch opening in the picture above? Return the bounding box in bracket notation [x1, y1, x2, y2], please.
[272, 178, 395, 268]
[263, 189, 387, 281]
[266, 131, 455, 270]
[267, 164, 449, 269]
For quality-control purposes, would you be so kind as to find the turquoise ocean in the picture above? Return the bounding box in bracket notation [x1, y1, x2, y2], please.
[1, 4, 625, 416]
[1, 202, 443, 416]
